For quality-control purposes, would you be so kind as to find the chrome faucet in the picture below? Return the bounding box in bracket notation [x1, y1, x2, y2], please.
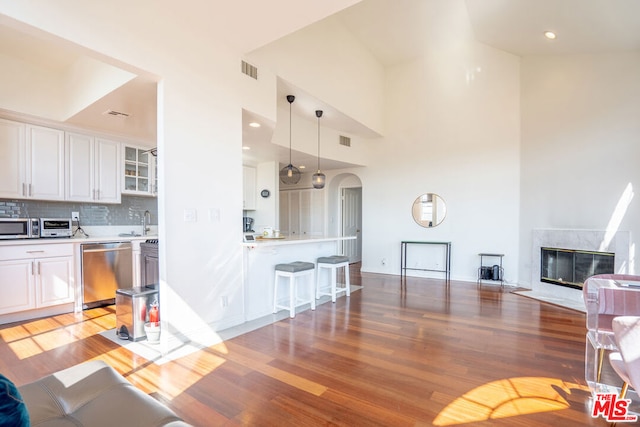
[142, 210, 151, 236]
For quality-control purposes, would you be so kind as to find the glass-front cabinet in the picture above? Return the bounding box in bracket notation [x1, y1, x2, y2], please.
[123, 145, 156, 196]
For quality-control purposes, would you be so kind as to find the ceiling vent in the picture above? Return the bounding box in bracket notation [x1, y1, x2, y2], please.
[241, 60, 258, 80]
[339, 135, 351, 147]
[103, 109, 130, 118]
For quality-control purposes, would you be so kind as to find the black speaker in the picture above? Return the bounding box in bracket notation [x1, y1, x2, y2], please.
[492, 265, 501, 281]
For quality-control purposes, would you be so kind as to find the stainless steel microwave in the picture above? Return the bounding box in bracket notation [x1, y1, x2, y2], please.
[0, 218, 40, 240]
[40, 218, 73, 238]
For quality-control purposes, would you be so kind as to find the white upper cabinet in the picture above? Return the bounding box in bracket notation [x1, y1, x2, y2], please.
[27, 124, 65, 200]
[0, 118, 25, 199]
[95, 138, 121, 203]
[66, 132, 121, 204]
[123, 145, 156, 196]
[243, 166, 256, 210]
[0, 120, 65, 201]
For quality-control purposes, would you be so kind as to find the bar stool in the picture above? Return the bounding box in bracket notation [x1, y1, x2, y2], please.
[273, 261, 316, 318]
[316, 255, 350, 303]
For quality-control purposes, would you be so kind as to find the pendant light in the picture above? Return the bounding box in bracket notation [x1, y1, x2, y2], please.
[279, 95, 301, 185]
[312, 110, 326, 189]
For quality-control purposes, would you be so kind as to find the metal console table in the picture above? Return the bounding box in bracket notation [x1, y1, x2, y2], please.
[400, 241, 451, 282]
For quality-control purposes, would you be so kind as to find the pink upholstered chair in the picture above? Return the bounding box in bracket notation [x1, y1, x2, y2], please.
[583, 274, 640, 388]
[609, 316, 640, 400]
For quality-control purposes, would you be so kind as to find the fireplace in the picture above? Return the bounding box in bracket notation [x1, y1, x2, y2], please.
[540, 247, 614, 290]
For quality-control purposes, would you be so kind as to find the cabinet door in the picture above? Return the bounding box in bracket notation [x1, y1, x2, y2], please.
[309, 189, 325, 236]
[142, 254, 159, 287]
[0, 118, 26, 199]
[36, 256, 74, 307]
[27, 124, 65, 200]
[289, 191, 300, 236]
[279, 191, 290, 235]
[123, 145, 155, 196]
[95, 138, 121, 203]
[299, 190, 311, 236]
[65, 132, 95, 201]
[0, 259, 35, 315]
[243, 166, 256, 210]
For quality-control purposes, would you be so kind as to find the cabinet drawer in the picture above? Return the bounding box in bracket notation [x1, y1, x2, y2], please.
[0, 243, 74, 260]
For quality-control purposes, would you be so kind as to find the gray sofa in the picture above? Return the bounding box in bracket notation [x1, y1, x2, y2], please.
[18, 360, 191, 426]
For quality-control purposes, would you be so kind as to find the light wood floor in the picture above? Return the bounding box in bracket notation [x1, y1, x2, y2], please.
[0, 269, 608, 426]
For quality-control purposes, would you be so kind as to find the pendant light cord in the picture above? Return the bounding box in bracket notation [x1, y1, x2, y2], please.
[289, 100, 292, 165]
[287, 95, 295, 166]
[316, 110, 323, 171]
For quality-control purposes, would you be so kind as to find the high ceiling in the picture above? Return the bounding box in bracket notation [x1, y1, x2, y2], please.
[338, 0, 640, 66]
[2, 0, 640, 167]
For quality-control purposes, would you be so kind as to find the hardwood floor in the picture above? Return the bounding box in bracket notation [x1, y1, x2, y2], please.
[0, 270, 609, 426]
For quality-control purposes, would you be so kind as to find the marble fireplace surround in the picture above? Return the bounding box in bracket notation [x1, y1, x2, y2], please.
[521, 229, 632, 312]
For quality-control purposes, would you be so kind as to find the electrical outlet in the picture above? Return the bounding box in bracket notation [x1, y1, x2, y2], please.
[72, 211, 79, 222]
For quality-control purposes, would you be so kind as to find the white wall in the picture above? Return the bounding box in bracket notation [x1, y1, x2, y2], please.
[519, 53, 640, 286]
[357, 31, 521, 281]
[270, 103, 370, 167]
[0, 3, 267, 341]
[247, 15, 386, 136]
[255, 1, 521, 283]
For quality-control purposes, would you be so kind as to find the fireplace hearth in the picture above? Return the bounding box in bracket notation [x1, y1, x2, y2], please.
[540, 247, 614, 289]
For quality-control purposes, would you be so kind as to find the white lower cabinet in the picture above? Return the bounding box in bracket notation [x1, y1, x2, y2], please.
[0, 260, 34, 314]
[36, 256, 74, 308]
[0, 244, 74, 316]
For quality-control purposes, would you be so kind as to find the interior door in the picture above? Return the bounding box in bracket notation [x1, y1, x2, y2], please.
[341, 187, 362, 263]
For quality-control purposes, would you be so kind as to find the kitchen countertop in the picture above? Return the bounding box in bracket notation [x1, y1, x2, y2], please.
[242, 235, 355, 248]
[0, 234, 158, 246]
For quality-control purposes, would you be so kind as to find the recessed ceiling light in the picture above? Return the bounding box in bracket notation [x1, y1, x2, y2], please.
[242, 146, 251, 150]
[249, 122, 261, 128]
[544, 31, 557, 40]
[299, 165, 306, 169]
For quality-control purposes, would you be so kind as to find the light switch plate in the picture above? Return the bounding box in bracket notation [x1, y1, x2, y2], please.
[183, 209, 197, 222]
[208, 208, 220, 222]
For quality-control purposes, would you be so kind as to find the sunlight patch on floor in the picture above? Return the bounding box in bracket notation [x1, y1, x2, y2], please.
[433, 377, 590, 425]
[1, 309, 115, 360]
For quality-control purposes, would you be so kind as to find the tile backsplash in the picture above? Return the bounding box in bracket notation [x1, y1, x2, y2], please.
[0, 196, 158, 226]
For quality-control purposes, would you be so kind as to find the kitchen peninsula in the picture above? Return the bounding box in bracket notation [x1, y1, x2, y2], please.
[242, 235, 356, 321]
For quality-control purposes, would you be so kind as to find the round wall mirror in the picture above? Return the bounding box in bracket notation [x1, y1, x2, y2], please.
[412, 193, 447, 228]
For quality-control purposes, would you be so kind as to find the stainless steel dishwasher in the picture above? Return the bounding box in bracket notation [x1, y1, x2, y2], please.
[81, 242, 133, 309]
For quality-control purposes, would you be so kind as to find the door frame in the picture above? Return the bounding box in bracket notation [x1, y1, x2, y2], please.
[340, 186, 362, 263]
